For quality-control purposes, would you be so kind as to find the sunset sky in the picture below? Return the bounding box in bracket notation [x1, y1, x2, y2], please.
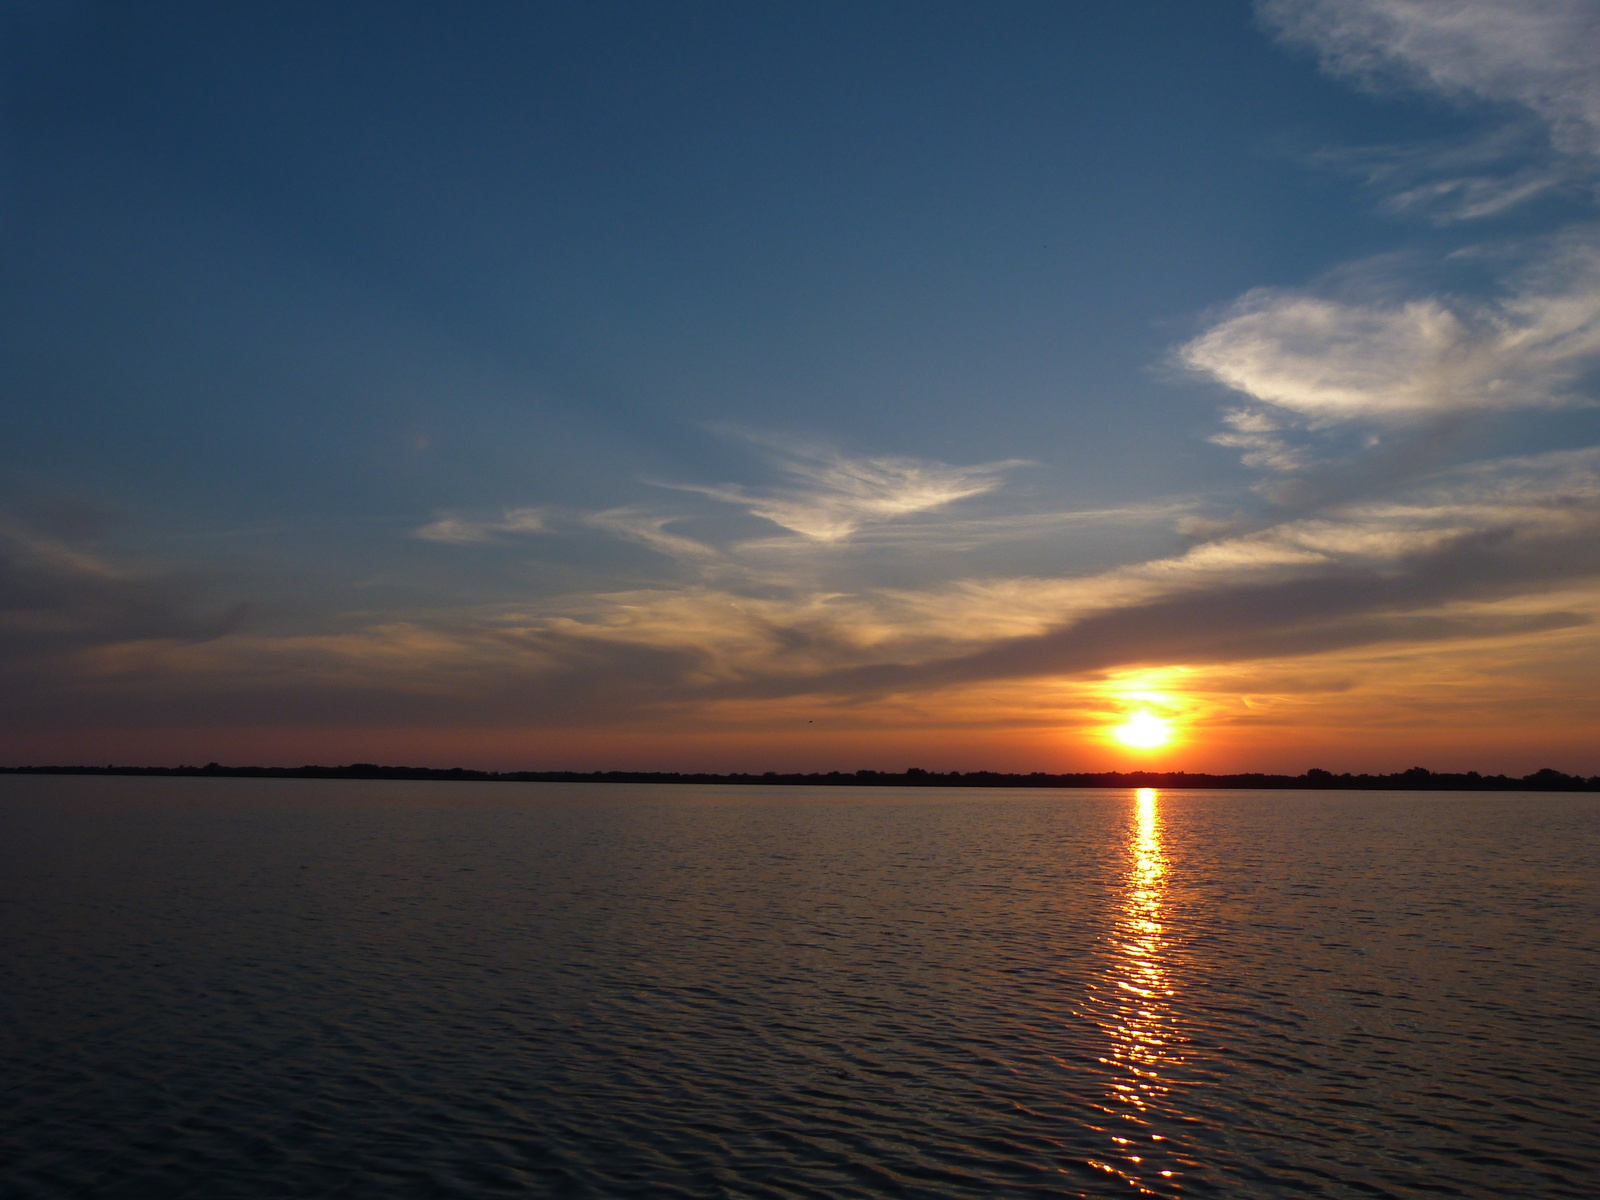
[4, 0, 1599, 773]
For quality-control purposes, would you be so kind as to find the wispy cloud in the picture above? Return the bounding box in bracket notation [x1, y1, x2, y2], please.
[413, 507, 549, 544]
[1183, 229, 1600, 426]
[0, 512, 248, 665]
[665, 436, 1021, 542]
[183, 443, 1600, 683]
[1309, 127, 1579, 223]
[13, 7, 1600, 769]
[579, 508, 717, 559]
[1263, 1, 1600, 222]
[7, 442, 1600, 769]
[1261, 0, 1600, 159]
[1208, 408, 1310, 472]
[413, 439, 1028, 562]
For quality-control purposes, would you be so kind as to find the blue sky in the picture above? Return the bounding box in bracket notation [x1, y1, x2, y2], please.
[4, 1, 1599, 771]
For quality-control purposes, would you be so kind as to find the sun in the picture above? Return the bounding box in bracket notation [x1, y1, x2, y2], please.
[1114, 711, 1172, 749]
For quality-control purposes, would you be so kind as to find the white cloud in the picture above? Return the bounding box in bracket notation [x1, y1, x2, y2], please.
[1311, 129, 1578, 223]
[413, 517, 492, 544]
[461, 443, 1600, 690]
[1183, 231, 1600, 424]
[412, 507, 549, 544]
[22, 439, 1600, 734]
[1381, 162, 1570, 222]
[1208, 409, 1310, 471]
[1264, 1, 1600, 223]
[1260, 0, 1600, 159]
[581, 508, 716, 559]
[667, 439, 1019, 542]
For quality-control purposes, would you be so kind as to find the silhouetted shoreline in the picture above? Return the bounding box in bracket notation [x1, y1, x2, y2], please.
[3, 763, 1596, 791]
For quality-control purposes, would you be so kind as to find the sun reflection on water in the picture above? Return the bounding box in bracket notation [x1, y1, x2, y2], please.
[1085, 787, 1188, 1193]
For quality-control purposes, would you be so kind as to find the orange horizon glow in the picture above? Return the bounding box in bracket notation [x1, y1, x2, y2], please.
[7, 709, 1596, 778]
[6, 643, 1600, 777]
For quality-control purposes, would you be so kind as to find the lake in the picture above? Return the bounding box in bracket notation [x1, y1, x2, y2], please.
[2, 777, 1595, 1197]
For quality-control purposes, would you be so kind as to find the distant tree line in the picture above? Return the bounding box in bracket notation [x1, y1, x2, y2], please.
[2, 762, 1596, 790]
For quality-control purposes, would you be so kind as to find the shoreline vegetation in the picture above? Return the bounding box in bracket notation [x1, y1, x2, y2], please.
[2, 763, 1597, 791]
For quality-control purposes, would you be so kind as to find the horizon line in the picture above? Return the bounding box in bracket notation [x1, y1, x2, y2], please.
[3, 763, 1597, 792]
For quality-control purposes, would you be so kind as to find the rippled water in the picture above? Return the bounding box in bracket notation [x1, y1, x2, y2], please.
[2, 778, 1596, 1198]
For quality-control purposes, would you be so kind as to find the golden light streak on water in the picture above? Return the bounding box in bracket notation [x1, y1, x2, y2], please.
[1085, 787, 1188, 1194]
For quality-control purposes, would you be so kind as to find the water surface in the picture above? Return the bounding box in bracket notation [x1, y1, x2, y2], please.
[2, 778, 1595, 1197]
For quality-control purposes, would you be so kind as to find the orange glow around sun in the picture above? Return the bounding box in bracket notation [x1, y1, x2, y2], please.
[1114, 711, 1172, 749]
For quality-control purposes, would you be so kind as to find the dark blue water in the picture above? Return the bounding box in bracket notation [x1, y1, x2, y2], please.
[2, 778, 1596, 1198]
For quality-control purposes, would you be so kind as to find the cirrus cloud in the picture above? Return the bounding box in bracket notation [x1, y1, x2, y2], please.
[662, 435, 1022, 543]
[1184, 230, 1600, 425]
[1260, 0, 1600, 160]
